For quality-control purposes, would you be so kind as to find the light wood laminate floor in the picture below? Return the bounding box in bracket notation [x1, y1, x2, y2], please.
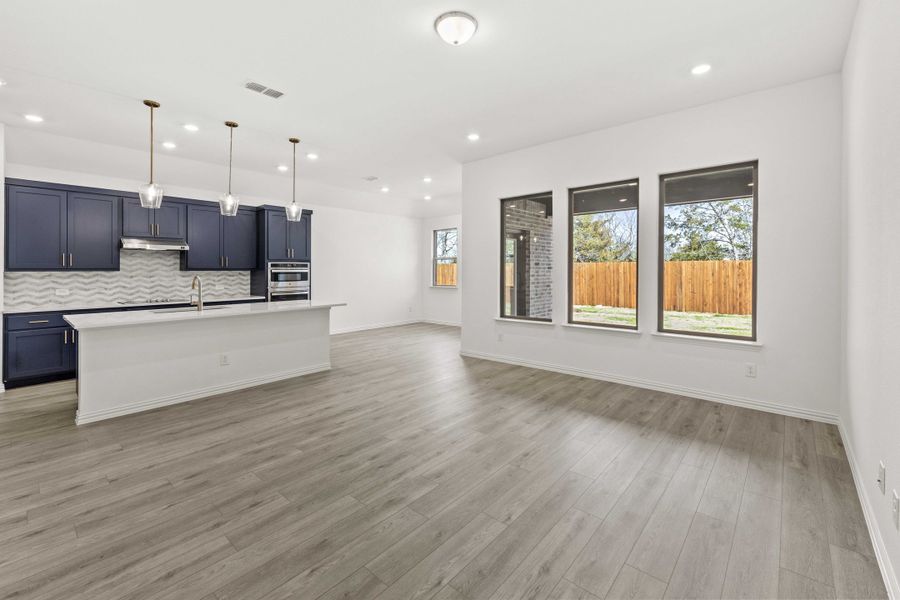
[0, 324, 887, 600]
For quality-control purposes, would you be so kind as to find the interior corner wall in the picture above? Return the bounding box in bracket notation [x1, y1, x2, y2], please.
[0, 122, 5, 392]
[461, 74, 843, 421]
[421, 214, 461, 326]
[841, 0, 900, 594]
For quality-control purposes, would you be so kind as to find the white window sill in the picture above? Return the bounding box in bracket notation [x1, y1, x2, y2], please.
[494, 317, 554, 326]
[561, 323, 642, 335]
[430, 285, 458, 289]
[651, 331, 763, 349]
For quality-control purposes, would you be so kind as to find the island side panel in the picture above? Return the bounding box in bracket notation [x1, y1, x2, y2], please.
[74, 308, 332, 424]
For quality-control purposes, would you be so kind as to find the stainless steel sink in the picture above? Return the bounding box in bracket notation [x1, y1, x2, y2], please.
[151, 306, 229, 314]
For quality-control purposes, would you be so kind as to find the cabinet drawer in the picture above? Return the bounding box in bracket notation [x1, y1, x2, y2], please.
[6, 313, 69, 331]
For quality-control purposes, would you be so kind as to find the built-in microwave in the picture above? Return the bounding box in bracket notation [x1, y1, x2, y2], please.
[267, 262, 310, 301]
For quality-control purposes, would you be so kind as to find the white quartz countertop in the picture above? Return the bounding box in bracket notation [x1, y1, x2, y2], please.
[64, 301, 346, 330]
[4, 296, 267, 314]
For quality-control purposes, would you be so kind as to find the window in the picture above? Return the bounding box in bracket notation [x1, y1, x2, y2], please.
[500, 193, 553, 321]
[659, 161, 757, 340]
[432, 228, 458, 287]
[569, 179, 639, 329]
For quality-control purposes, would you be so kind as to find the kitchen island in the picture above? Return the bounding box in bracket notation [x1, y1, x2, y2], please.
[64, 300, 345, 424]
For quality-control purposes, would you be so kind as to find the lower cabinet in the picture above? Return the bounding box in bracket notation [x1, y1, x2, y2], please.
[5, 326, 75, 383]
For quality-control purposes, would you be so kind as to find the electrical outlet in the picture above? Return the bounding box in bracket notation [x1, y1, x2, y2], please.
[878, 461, 886, 494]
[219, 354, 230, 367]
[744, 363, 757, 378]
[892, 490, 899, 530]
[55, 288, 70, 297]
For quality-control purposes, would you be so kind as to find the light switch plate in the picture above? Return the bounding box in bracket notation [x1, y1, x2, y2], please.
[744, 363, 757, 378]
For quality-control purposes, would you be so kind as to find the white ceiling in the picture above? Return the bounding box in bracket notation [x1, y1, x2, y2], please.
[0, 0, 858, 216]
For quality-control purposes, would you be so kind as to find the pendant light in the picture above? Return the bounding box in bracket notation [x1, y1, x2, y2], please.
[219, 121, 240, 216]
[285, 137, 303, 222]
[137, 100, 165, 209]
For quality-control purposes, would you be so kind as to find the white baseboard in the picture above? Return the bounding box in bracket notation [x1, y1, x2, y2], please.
[331, 319, 422, 335]
[459, 349, 839, 424]
[75, 363, 331, 425]
[421, 319, 461, 327]
[838, 422, 899, 599]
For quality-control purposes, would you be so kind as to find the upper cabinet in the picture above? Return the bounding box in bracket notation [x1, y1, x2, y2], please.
[6, 184, 120, 271]
[183, 204, 257, 270]
[122, 197, 186, 239]
[257, 206, 312, 266]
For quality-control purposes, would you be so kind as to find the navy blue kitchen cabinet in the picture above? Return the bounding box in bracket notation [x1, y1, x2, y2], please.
[222, 209, 258, 269]
[5, 185, 67, 269]
[184, 204, 223, 269]
[5, 327, 73, 381]
[6, 183, 120, 271]
[257, 206, 312, 266]
[67, 192, 119, 270]
[184, 204, 256, 270]
[122, 197, 187, 239]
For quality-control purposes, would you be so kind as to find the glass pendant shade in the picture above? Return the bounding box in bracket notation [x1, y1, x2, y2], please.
[138, 182, 164, 209]
[286, 202, 302, 222]
[219, 193, 239, 217]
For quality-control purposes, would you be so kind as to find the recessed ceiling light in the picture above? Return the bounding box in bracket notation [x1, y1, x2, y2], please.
[467, 132, 480, 142]
[423, 176, 432, 183]
[306, 153, 318, 160]
[691, 63, 712, 76]
[162, 141, 177, 150]
[24, 114, 44, 123]
[381, 186, 390, 193]
[0, 79, 7, 87]
[424, 195, 432, 201]
[277, 165, 289, 172]
[434, 11, 478, 46]
[183, 124, 199, 132]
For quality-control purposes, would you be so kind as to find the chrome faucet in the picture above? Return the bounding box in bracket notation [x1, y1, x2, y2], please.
[190, 275, 203, 311]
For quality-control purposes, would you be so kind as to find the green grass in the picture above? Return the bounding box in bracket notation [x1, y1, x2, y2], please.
[574, 305, 752, 337]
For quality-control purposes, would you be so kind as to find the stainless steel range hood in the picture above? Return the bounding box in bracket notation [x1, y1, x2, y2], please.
[120, 237, 190, 251]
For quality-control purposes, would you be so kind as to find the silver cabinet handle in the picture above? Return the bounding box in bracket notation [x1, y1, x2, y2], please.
[73, 329, 77, 343]
[150, 222, 154, 235]
[61, 253, 65, 266]
[28, 319, 49, 324]
[156, 223, 160, 236]
[69, 253, 73, 267]
[64, 330, 68, 344]
[225, 256, 229, 268]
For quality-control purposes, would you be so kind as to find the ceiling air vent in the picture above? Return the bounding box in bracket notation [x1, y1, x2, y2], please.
[244, 81, 284, 99]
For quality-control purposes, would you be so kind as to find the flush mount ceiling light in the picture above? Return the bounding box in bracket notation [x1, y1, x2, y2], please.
[183, 123, 199, 132]
[0, 79, 8, 87]
[219, 121, 240, 217]
[306, 153, 318, 160]
[467, 132, 480, 141]
[434, 11, 478, 46]
[380, 186, 390, 193]
[691, 63, 712, 76]
[162, 141, 177, 150]
[138, 100, 164, 209]
[423, 176, 432, 183]
[424, 195, 432, 201]
[285, 137, 303, 222]
[24, 114, 44, 122]
[277, 164, 289, 172]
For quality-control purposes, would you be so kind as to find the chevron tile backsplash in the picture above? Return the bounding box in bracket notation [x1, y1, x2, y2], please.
[4, 251, 250, 312]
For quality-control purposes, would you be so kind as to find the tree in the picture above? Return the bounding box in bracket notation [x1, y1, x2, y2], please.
[664, 199, 752, 261]
[573, 211, 636, 262]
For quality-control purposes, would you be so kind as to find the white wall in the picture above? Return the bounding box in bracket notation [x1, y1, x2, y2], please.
[461, 75, 843, 421]
[421, 214, 461, 326]
[0, 123, 5, 391]
[2, 134, 422, 335]
[842, 0, 900, 594]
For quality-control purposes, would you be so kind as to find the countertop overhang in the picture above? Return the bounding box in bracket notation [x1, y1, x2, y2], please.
[64, 300, 346, 330]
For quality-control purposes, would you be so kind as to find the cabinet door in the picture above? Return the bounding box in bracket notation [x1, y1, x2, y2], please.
[155, 202, 186, 239]
[185, 204, 223, 269]
[266, 210, 290, 261]
[6, 186, 67, 270]
[122, 197, 154, 237]
[67, 192, 120, 270]
[222, 209, 257, 269]
[288, 213, 311, 261]
[5, 327, 73, 381]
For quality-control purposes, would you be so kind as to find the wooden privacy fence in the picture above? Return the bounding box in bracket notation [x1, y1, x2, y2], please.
[434, 263, 458, 286]
[573, 260, 753, 315]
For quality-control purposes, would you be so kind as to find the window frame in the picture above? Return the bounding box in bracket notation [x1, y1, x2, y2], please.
[567, 178, 640, 330]
[432, 227, 458, 288]
[499, 191, 554, 322]
[657, 160, 759, 341]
